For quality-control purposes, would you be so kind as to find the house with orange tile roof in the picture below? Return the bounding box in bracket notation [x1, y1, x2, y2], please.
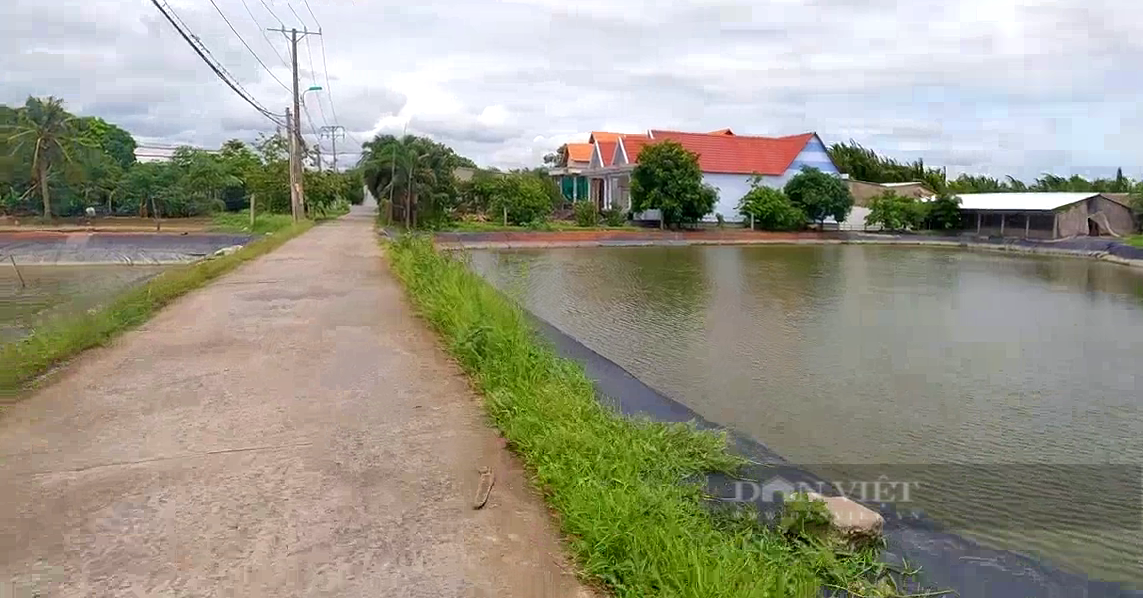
[550, 133, 645, 201]
[579, 128, 840, 224]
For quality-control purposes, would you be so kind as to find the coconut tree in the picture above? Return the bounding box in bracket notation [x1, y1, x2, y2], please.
[8, 96, 79, 219]
[361, 135, 436, 227]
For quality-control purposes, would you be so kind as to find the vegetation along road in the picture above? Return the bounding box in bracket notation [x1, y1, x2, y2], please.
[0, 207, 590, 597]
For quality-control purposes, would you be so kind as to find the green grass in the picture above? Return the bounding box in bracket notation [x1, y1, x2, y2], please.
[386, 236, 938, 598]
[0, 221, 314, 400]
[1127, 235, 1143, 248]
[211, 212, 296, 235]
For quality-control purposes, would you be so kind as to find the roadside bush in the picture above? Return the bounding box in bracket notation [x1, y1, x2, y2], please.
[480, 173, 556, 225]
[602, 207, 626, 227]
[573, 200, 598, 227]
[738, 184, 806, 231]
[865, 191, 925, 231]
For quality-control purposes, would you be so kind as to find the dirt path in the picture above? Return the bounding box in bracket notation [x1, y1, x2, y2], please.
[0, 207, 591, 597]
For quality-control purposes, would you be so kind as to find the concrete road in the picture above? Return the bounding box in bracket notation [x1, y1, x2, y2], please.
[0, 207, 590, 597]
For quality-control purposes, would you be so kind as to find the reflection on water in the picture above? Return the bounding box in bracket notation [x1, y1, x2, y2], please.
[0, 264, 168, 344]
[469, 245, 1143, 587]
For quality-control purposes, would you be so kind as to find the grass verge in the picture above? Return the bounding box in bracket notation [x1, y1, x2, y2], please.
[1127, 235, 1143, 248]
[386, 235, 937, 598]
[211, 212, 295, 234]
[0, 221, 314, 400]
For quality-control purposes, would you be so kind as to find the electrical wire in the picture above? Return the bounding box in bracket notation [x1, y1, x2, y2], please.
[303, 35, 330, 128]
[207, 0, 289, 92]
[258, 0, 284, 26]
[150, 0, 283, 125]
[238, 0, 289, 68]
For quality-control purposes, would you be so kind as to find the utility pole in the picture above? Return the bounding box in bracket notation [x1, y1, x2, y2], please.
[319, 125, 346, 172]
[286, 106, 298, 221]
[269, 26, 321, 219]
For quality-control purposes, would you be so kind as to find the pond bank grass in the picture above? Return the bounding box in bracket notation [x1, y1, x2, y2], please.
[386, 235, 934, 598]
[0, 221, 314, 401]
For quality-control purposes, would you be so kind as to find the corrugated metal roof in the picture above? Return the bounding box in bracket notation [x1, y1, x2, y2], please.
[956, 192, 1100, 211]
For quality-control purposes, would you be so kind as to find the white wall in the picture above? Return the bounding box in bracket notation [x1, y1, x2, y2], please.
[634, 135, 842, 224]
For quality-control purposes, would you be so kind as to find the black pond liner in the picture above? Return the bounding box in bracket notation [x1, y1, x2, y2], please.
[527, 315, 1143, 598]
[0, 233, 255, 264]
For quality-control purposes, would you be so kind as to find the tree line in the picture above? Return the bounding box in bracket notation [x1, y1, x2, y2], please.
[358, 132, 567, 229]
[827, 140, 1143, 197]
[1, 96, 362, 221]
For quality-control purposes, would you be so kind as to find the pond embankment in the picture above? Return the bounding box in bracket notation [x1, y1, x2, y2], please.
[432, 229, 1143, 268]
[0, 231, 254, 265]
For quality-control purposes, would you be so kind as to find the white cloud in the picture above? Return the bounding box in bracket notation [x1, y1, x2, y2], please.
[2, 0, 1142, 178]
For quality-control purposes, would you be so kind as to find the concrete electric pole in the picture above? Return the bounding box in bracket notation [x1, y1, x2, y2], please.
[268, 26, 321, 220]
[319, 125, 346, 172]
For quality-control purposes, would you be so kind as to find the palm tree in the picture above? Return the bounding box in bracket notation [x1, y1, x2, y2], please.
[361, 135, 435, 227]
[8, 97, 78, 219]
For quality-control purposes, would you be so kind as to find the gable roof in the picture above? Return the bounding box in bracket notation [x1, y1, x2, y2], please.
[591, 140, 618, 167]
[708, 128, 734, 135]
[646, 130, 818, 175]
[588, 131, 625, 144]
[566, 142, 593, 163]
[955, 192, 1108, 211]
[618, 136, 651, 164]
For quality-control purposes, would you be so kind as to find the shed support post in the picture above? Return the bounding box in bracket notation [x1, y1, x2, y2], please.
[976, 212, 982, 234]
[999, 213, 1005, 236]
[1025, 214, 1030, 238]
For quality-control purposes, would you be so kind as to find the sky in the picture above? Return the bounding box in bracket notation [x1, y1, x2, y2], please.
[3, 0, 1142, 180]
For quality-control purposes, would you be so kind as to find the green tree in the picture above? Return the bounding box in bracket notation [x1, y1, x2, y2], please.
[864, 191, 925, 231]
[630, 140, 715, 229]
[359, 134, 471, 227]
[924, 193, 963, 230]
[543, 144, 568, 167]
[118, 161, 178, 216]
[783, 166, 853, 227]
[7, 96, 80, 218]
[75, 116, 137, 170]
[738, 178, 805, 230]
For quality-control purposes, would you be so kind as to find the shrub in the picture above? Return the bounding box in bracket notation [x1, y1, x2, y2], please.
[865, 191, 925, 231]
[601, 207, 626, 227]
[473, 172, 557, 225]
[573, 200, 598, 227]
[738, 184, 806, 231]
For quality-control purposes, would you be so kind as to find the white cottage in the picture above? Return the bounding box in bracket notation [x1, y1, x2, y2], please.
[581, 129, 840, 224]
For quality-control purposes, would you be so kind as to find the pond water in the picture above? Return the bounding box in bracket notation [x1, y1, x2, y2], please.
[0, 264, 168, 344]
[469, 245, 1143, 588]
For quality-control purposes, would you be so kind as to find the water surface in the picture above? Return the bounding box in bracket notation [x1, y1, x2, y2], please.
[469, 245, 1143, 587]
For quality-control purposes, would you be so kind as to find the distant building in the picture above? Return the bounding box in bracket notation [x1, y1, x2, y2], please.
[957, 192, 1136, 239]
[847, 180, 935, 206]
[575, 128, 839, 224]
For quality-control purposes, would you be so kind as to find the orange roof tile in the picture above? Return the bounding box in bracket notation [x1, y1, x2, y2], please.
[647, 130, 817, 175]
[619, 137, 651, 164]
[566, 143, 593, 163]
[589, 131, 623, 144]
[708, 128, 735, 135]
[595, 141, 618, 166]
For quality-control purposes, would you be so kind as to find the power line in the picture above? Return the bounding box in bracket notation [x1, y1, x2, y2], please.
[207, 0, 290, 92]
[239, 0, 289, 68]
[302, 0, 319, 26]
[258, 0, 283, 25]
[150, 0, 283, 125]
[303, 35, 330, 128]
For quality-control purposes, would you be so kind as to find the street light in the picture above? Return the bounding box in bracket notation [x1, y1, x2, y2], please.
[302, 85, 323, 105]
